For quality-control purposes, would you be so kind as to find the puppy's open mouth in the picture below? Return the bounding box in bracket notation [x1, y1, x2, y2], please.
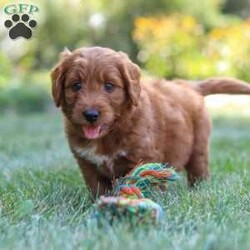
[82, 125, 102, 139]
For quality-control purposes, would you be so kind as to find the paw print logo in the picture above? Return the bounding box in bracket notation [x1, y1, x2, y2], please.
[4, 14, 37, 39]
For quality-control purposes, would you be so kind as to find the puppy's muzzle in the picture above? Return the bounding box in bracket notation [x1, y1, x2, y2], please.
[83, 108, 100, 123]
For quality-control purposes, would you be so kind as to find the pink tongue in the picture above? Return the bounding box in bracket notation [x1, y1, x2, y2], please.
[83, 126, 101, 139]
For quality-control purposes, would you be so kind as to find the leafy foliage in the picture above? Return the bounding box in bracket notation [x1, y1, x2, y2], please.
[134, 14, 250, 80]
[0, 86, 51, 114]
[0, 0, 250, 113]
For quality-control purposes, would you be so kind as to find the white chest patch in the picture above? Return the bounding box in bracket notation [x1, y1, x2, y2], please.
[72, 145, 127, 167]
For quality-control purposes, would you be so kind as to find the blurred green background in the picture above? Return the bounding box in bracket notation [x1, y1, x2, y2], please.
[1, 0, 250, 114]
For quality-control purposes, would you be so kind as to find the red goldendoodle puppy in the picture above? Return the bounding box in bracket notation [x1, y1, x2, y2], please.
[51, 46, 250, 197]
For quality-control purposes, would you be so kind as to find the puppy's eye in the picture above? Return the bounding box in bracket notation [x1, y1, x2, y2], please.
[72, 82, 82, 92]
[104, 82, 115, 93]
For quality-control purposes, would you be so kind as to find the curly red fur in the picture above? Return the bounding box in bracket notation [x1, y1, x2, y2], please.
[51, 46, 250, 197]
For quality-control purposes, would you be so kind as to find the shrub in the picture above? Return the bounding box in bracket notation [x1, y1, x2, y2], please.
[133, 13, 250, 81]
[0, 86, 52, 114]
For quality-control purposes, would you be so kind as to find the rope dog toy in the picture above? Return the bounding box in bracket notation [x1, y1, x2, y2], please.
[96, 163, 180, 224]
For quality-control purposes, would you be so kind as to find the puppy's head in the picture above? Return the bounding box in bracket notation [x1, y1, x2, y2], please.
[51, 47, 141, 140]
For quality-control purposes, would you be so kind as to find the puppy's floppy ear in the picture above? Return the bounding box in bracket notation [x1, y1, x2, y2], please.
[51, 65, 64, 107]
[51, 48, 72, 107]
[118, 52, 141, 106]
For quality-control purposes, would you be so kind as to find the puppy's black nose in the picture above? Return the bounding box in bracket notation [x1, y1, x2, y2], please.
[83, 109, 100, 123]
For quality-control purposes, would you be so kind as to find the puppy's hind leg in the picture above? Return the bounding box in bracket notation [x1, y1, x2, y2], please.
[185, 109, 212, 187]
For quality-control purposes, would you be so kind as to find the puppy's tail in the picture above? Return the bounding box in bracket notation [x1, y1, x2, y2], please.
[193, 77, 250, 96]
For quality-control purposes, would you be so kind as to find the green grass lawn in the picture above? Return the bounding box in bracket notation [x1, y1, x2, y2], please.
[0, 112, 249, 250]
